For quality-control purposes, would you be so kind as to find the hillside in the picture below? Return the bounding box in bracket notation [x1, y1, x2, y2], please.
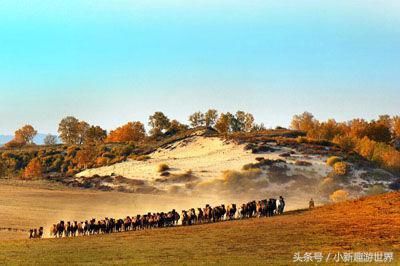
[76, 131, 398, 206]
[0, 192, 399, 265]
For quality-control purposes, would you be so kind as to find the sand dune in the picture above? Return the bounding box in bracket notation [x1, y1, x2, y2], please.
[78, 136, 286, 183]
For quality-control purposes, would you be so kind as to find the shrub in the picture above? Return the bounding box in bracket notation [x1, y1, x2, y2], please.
[295, 160, 312, 166]
[333, 135, 357, 152]
[329, 189, 349, 202]
[130, 155, 151, 161]
[296, 136, 308, 144]
[326, 156, 342, 167]
[95, 157, 109, 167]
[221, 169, 261, 182]
[366, 184, 386, 195]
[23, 158, 42, 179]
[158, 163, 170, 172]
[101, 152, 115, 159]
[333, 162, 349, 176]
[4, 139, 26, 149]
[242, 163, 259, 170]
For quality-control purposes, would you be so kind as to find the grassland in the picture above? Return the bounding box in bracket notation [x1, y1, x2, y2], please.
[0, 185, 399, 265]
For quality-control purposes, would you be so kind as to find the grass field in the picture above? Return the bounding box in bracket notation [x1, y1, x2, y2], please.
[0, 183, 399, 265]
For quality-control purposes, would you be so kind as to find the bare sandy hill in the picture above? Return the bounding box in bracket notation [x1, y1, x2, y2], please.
[78, 136, 287, 182]
[76, 134, 396, 205]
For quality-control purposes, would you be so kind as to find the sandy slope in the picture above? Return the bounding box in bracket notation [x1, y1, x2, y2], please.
[78, 137, 264, 181]
[78, 136, 328, 183]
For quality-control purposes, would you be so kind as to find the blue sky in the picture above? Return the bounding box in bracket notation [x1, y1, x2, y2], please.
[0, 1, 399, 134]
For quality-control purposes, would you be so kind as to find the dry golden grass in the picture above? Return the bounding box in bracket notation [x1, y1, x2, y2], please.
[0, 182, 399, 265]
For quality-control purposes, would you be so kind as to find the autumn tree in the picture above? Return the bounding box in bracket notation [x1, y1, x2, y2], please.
[365, 121, 391, 143]
[77, 121, 90, 145]
[58, 116, 91, 145]
[243, 113, 255, 132]
[15, 125, 37, 144]
[356, 137, 376, 160]
[106, 122, 145, 143]
[251, 123, 266, 132]
[308, 119, 342, 140]
[215, 113, 231, 134]
[377, 115, 392, 129]
[333, 135, 357, 152]
[167, 120, 188, 134]
[58, 116, 80, 144]
[347, 119, 369, 139]
[204, 109, 218, 127]
[189, 112, 205, 127]
[290, 112, 318, 132]
[44, 134, 58, 145]
[227, 111, 255, 132]
[393, 116, 400, 139]
[23, 158, 43, 179]
[85, 125, 107, 144]
[148, 112, 171, 136]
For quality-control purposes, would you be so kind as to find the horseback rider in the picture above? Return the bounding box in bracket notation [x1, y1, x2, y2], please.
[309, 198, 315, 209]
[278, 196, 285, 214]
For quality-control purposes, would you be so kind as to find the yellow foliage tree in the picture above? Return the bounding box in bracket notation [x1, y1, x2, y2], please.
[393, 116, 400, 139]
[15, 124, 37, 144]
[106, 122, 145, 143]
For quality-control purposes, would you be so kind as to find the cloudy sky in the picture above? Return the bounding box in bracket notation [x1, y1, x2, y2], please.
[0, 1, 399, 134]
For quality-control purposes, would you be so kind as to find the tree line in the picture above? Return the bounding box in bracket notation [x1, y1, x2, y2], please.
[3, 110, 263, 147]
[290, 112, 400, 173]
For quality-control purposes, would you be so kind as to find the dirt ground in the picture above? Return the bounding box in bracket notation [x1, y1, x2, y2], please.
[0, 181, 217, 240]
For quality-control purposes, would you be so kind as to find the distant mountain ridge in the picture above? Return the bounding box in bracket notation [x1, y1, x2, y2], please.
[0, 133, 57, 145]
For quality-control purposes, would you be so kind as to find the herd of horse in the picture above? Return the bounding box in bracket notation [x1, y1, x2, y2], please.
[33, 197, 285, 239]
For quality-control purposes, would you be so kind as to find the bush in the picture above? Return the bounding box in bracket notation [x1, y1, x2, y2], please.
[158, 163, 170, 172]
[95, 157, 109, 167]
[242, 163, 259, 170]
[366, 184, 386, 195]
[219, 169, 264, 192]
[326, 156, 342, 167]
[295, 160, 312, 166]
[296, 136, 308, 144]
[329, 189, 349, 202]
[333, 162, 349, 176]
[4, 139, 26, 149]
[101, 152, 115, 159]
[130, 155, 151, 161]
[23, 158, 42, 179]
[333, 135, 357, 152]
